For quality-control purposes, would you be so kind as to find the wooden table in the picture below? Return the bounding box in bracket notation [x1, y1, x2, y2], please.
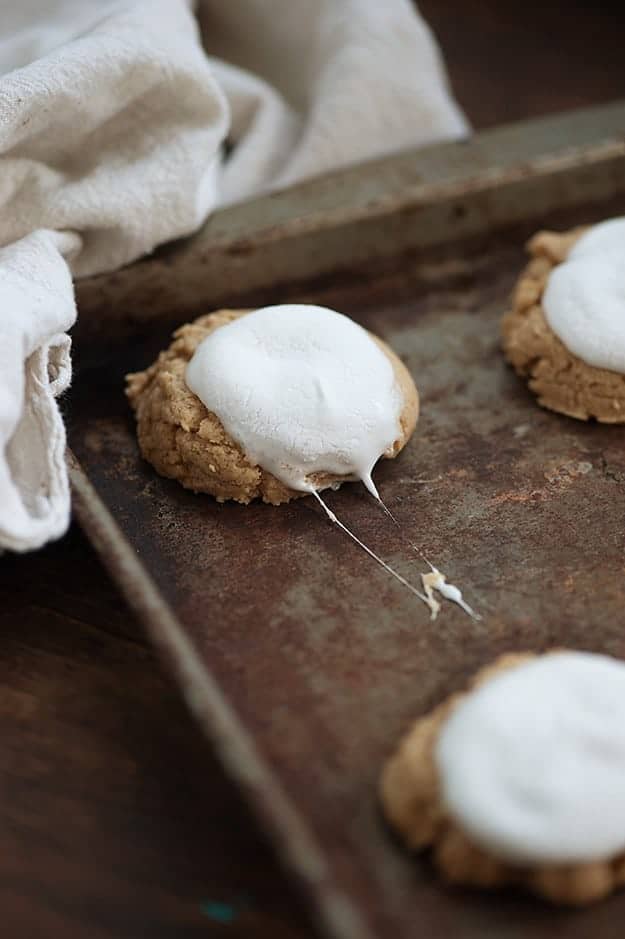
[2, 4, 624, 936]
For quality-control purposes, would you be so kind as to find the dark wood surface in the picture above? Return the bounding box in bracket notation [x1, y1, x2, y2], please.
[421, 0, 625, 130]
[0, 527, 306, 939]
[2, 4, 625, 938]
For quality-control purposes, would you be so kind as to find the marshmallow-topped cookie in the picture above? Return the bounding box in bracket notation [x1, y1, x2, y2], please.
[544, 218, 625, 373]
[186, 304, 408, 498]
[502, 218, 625, 422]
[437, 652, 625, 865]
[126, 306, 418, 504]
[381, 651, 625, 905]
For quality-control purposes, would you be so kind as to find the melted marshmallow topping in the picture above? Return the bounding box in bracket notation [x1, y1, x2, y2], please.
[436, 651, 625, 864]
[185, 304, 403, 496]
[544, 217, 625, 373]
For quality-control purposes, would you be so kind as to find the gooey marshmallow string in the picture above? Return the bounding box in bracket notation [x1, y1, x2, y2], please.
[375, 495, 480, 620]
[309, 433, 479, 618]
[311, 490, 429, 604]
[313, 487, 479, 620]
[187, 302, 477, 619]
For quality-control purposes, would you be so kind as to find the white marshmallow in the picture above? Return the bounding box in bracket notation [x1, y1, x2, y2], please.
[544, 217, 625, 373]
[185, 304, 404, 496]
[436, 651, 625, 863]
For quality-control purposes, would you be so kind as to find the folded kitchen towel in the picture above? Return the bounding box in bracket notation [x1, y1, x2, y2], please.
[0, 0, 467, 551]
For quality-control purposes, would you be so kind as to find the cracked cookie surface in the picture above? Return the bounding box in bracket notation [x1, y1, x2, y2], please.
[502, 228, 625, 422]
[380, 652, 625, 906]
[126, 309, 418, 504]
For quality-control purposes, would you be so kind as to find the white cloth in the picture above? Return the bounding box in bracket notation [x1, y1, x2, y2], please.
[0, 0, 467, 552]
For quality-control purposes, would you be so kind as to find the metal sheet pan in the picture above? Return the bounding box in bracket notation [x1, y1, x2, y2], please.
[69, 102, 625, 939]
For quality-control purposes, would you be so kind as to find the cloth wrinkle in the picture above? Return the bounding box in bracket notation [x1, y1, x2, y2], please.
[0, 0, 467, 551]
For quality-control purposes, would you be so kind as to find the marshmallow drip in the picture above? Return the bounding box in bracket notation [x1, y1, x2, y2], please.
[185, 304, 404, 497]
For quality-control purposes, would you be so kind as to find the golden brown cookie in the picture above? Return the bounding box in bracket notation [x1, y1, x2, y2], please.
[502, 228, 625, 422]
[380, 652, 625, 906]
[126, 309, 419, 504]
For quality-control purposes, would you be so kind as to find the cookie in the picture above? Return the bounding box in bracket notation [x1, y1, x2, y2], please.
[380, 652, 625, 906]
[126, 309, 418, 504]
[501, 228, 625, 422]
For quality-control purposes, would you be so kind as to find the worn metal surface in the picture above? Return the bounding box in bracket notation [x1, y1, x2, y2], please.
[74, 101, 625, 340]
[69, 107, 625, 939]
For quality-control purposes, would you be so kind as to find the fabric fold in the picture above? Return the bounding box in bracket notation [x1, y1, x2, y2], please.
[0, 0, 468, 552]
[0, 230, 77, 551]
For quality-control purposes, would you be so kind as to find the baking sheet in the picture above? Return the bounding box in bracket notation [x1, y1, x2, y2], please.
[69, 103, 625, 939]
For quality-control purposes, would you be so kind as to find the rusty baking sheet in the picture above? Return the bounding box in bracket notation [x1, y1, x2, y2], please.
[69, 102, 625, 939]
